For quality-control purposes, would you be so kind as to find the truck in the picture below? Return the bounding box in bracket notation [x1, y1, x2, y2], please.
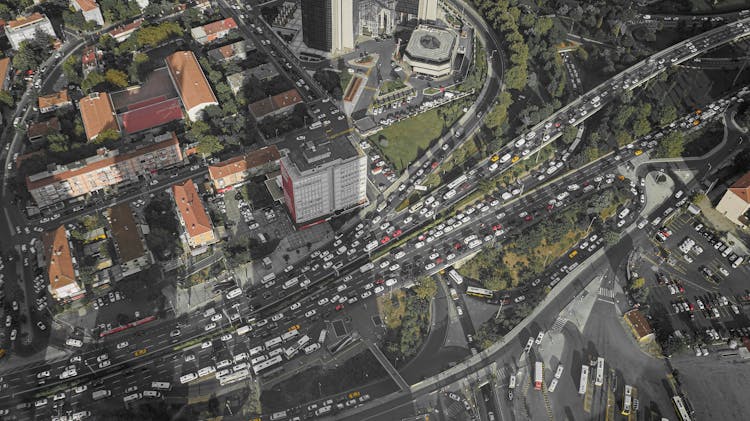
[359, 262, 374, 273]
[449, 288, 459, 301]
[92, 390, 111, 400]
[534, 361, 543, 391]
[309, 121, 322, 130]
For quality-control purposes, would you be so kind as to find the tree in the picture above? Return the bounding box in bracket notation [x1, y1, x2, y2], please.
[81, 71, 106, 93]
[603, 231, 620, 245]
[46, 132, 70, 153]
[413, 277, 437, 300]
[63, 55, 82, 85]
[631, 277, 646, 289]
[93, 128, 121, 144]
[0, 90, 13, 107]
[654, 131, 685, 158]
[104, 69, 129, 88]
[657, 104, 678, 127]
[196, 134, 223, 156]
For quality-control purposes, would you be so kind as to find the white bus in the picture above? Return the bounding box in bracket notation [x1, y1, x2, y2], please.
[236, 325, 251, 336]
[218, 369, 250, 386]
[297, 335, 311, 349]
[261, 273, 276, 284]
[579, 365, 589, 395]
[284, 346, 299, 359]
[448, 269, 464, 285]
[622, 385, 632, 416]
[249, 345, 264, 356]
[318, 329, 328, 344]
[534, 362, 543, 391]
[281, 329, 299, 342]
[282, 277, 299, 290]
[359, 262, 374, 273]
[253, 355, 283, 375]
[594, 357, 604, 387]
[408, 202, 424, 214]
[447, 174, 468, 190]
[672, 396, 692, 421]
[268, 348, 284, 358]
[270, 411, 288, 421]
[265, 336, 283, 349]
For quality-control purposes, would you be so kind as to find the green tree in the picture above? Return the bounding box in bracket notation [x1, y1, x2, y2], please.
[632, 118, 651, 138]
[196, 134, 223, 157]
[63, 55, 82, 84]
[631, 277, 646, 289]
[0, 90, 13, 107]
[658, 104, 678, 127]
[104, 69, 129, 88]
[93, 128, 121, 144]
[413, 277, 437, 300]
[46, 132, 70, 153]
[504, 65, 528, 91]
[654, 131, 685, 158]
[81, 71, 106, 93]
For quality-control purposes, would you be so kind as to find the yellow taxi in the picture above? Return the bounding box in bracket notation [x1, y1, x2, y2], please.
[348, 391, 361, 399]
[511, 156, 520, 163]
[288, 324, 300, 332]
[134, 348, 147, 357]
[634, 149, 643, 156]
[490, 154, 500, 162]
[569, 250, 578, 259]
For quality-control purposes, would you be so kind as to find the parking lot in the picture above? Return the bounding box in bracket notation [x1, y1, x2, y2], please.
[633, 209, 750, 354]
[212, 189, 294, 244]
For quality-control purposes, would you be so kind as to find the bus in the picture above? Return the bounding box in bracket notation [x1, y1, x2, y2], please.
[218, 369, 249, 386]
[282, 277, 299, 290]
[578, 365, 589, 395]
[448, 269, 464, 285]
[672, 396, 692, 421]
[264, 336, 283, 349]
[318, 329, 328, 344]
[466, 286, 494, 299]
[447, 174, 468, 190]
[594, 357, 604, 387]
[270, 411, 288, 421]
[534, 362, 544, 391]
[284, 346, 299, 360]
[253, 355, 283, 375]
[281, 329, 299, 342]
[409, 202, 424, 214]
[622, 385, 632, 416]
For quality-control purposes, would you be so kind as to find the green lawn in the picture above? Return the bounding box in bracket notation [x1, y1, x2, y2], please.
[369, 109, 445, 172]
[379, 78, 406, 95]
[339, 70, 353, 94]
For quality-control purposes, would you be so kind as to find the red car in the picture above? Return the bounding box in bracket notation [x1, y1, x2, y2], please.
[431, 161, 439, 169]
[374, 279, 385, 285]
[381, 236, 391, 244]
[547, 203, 555, 211]
[335, 304, 345, 311]
[524, 214, 533, 221]
[418, 234, 426, 241]
[453, 242, 462, 250]
[392, 229, 403, 238]
[435, 257, 443, 264]
[554, 122, 561, 128]
[492, 224, 503, 231]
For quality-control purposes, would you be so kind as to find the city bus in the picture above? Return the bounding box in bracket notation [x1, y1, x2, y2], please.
[534, 362, 544, 391]
[622, 385, 632, 416]
[448, 269, 464, 285]
[281, 329, 299, 342]
[594, 357, 605, 387]
[253, 355, 283, 375]
[447, 174, 468, 190]
[672, 396, 692, 421]
[579, 365, 589, 395]
[218, 369, 249, 386]
[466, 286, 494, 299]
[264, 336, 283, 349]
[318, 329, 328, 344]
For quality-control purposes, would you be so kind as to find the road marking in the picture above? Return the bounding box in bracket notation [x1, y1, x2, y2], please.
[550, 316, 568, 332]
[598, 287, 615, 299]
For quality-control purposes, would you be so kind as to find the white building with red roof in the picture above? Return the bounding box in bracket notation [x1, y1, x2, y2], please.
[70, 0, 104, 26]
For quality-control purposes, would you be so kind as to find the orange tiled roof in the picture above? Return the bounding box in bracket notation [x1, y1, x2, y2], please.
[208, 146, 281, 180]
[201, 18, 237, 36]
[79, 92, 118, 140]
[42, 226, 77, 293]
[729, 171, 750, 204]
[172, 179, 213, 239]
[165, 51, 217, 116]
[8, 13, 45, 29]
[0, 57, 11, 85]
[73, 0, 99, 12]
[38, 89, 70, 110]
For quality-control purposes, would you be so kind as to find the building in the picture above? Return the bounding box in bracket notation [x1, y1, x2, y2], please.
[716, 171, 750, 228]
[0, 57, 11, 91]
[172, 179, 216, 249]
[280, 136, 368, 224]
[42, 226, 85, 302]
[248, 63, 279, 81]
[208, 146, 281, 192]
[190, 17, 237, 45]
[27, 132, 183, 208]
[403, 25, 458, 77]
[208, 40, 254, 62]
[106, 203, 151, 277]
[226, 70, 251, 96]
[81, 45, 103, 76]
[70, 0, 104, 26]
[135, 0, 149, 10]
[359, 0, 398, 37]
[5, 13, 56, 50]
[107, 19, 143, 43]
[623, 309, 655, 343]
[417, 0, 438, 21]
[301, 0, 355, 54]
[38, 89, 72, 114]
[27, 117, 61, 144]
[165, 51, 218, 121]
[395, 0, 438, 21]
[79, 92, 120, 141]
[109, 67, 183, 134]
[249, 89, 302, 121]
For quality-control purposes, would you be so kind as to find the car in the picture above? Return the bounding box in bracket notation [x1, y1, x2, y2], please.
[221, 334, 233, 342]
[514, 295, 526, 303]
[116, 341, 129, 350]
[535, 332, 544, 344]
[456, 306, 464, 316]
[204, 322, 217, 331]
[98, 360, 111, 368]
[335, 304, 345, 311]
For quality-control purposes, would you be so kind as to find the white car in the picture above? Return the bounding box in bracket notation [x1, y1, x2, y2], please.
[99, 360, 111, 368]
[290, 302, 301, 311]
[361, 291, 373, 299]
[374, 286, 385, 294]
[116, 341, 129, 350]
[210, 313, 223, 322]
[424, 262, 436, 271]
[305, 309, 317, 318]
[204, 322, 217, 331]
[221, 334, 233, 342]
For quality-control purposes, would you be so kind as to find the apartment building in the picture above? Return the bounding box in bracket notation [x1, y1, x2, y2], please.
[27, 132, 183, 208]
[280, 136, 368, 224]
[42, 226, 85, 302]
[208, 146, 281, 192]
[171, 179, 216, 249]
[165, 51, 218, 121]
[190, 17, 237, 45]
[106, 203, 151, 277]
[5, 13, 56, 50]
[70, 0, 104, 26]
[38, 89, 72, 114]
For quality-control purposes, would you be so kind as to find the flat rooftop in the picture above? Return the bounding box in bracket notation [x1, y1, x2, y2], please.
[277, 133, 360, 173]
[405, 26, 457, 64]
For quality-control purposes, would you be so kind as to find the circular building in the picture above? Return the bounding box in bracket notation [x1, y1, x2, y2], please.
[403, 26, 458, 77]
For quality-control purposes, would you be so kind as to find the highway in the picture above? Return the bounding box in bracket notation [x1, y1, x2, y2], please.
[0, 4, 749, 421]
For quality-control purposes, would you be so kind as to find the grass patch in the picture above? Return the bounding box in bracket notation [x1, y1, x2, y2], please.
[369, 109, 446, 172]
[377, 290, 408, 330]
[379, 78, 407, 95]
[424, 87, 441, 95]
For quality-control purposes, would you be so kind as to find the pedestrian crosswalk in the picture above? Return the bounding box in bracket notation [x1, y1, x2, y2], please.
[550, 316, 568, 332]
[598, 287, 615, 299]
